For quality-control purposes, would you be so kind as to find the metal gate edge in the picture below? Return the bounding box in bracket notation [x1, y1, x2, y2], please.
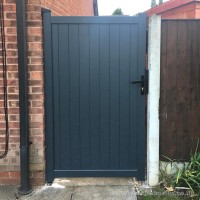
[42, 9, 54, 183]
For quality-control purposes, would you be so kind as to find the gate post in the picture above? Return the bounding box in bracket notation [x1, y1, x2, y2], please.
[147, 15, 161, 186]
[42, 9, 54, 183]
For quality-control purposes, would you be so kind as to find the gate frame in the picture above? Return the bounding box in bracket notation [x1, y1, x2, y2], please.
[42, 8, 54, 182]
[43, 9, 150, 183]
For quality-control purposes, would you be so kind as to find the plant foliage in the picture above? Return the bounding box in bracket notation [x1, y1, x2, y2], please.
[112, 8, 123, 15]
[151, 0, 157, 7]
[160, 141, 200, 197]
[174, 148, 200, 196]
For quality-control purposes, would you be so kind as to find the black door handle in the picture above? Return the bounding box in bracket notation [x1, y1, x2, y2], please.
[131, 75, 145, 95]
[131, 79, 143, 84]
[131, 69, 149, 95]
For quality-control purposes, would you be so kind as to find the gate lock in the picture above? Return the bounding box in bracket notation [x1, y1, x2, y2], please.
[131, 69, 149, 95]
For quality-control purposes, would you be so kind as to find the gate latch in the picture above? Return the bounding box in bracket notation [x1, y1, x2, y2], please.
[131, 69, 149, 95]
[131, 75, 145, 95]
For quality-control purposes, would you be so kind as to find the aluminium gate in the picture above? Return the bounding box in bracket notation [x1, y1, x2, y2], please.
[43, 10, 147, 183]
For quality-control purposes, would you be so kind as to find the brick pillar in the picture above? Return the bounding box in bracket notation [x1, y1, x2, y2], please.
[26, 0, 45, 185]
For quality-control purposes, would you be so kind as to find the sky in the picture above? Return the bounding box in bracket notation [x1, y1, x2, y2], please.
[98, 0, 168, 16]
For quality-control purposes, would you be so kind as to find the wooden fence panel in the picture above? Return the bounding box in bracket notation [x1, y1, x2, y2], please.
[160, 20, 200, 161]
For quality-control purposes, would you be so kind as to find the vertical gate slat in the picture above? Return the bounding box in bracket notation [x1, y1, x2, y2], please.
[198, 21, 200, 154]
[99, 24, 110, 169]
[109, 24, 120, 169]
[79, 24, 90, 169]
[58, 24, 71, 169]
[69, 24, 81, 169]
[136, 14, 146, 179]
[129, 24, 138, 169]
[160, 21, 167, 160]
[187, 21, 199, 153]
[176, 21, 188, 159]
[89, 24, 100, 169]
[43, 10, 54, 182]
[52, 24, 61, 170]
[119, 24, 131, 169]
[165, 21, 178, 159]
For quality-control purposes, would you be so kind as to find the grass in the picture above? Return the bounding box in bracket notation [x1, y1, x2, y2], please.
[138, 195, 193, 200]
[137, 186, 197, 200]
[158, 142, 200, 197]
[136, 143, 200, 200]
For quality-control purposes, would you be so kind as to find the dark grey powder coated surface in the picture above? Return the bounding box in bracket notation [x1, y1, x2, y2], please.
[43, 11, 146, 182]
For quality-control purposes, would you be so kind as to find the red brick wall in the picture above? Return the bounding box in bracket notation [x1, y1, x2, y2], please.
[194, 4, 200, 18]
[41, 0, 94, 16]
[0, 0, 20, 185]
[27, 0, 45, 185]
[161, 3, 196, 19]
[148, 2, 200, 19]
[0, 0, 94, 185]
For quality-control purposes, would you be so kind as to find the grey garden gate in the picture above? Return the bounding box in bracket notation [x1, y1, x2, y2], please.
[43, 9, 147, 183]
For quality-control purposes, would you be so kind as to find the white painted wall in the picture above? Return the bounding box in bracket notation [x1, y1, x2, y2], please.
[147, 15, 161, 186]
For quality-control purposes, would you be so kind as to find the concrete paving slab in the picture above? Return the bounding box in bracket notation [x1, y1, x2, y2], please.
[72, 185, 137, 200]
[0, 178, 137, 200]
[0, 185, 19, 200]
[55, 178, 135, 187]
